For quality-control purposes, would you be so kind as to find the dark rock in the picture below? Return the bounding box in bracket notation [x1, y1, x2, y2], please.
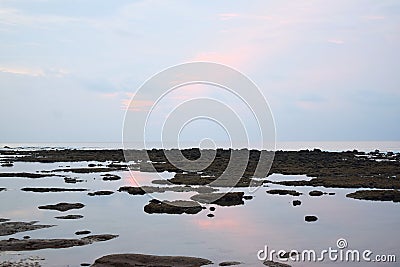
[0, 234, 118, 251]
[266, 189, 302, 196]
[144, 200, 203, 215]
[292, 200, 301, 206]
[243, 195, 253, 200]
[55, 215, 83, 220]
[88, 163, 96, 167]
[309, 190, 324, 196]
[0, 221, 54, 236]
[219, 261, 241, 266]
[1, 162, 14, 167]
[0, 188, 5, 192]
[305, 215, 318, 222]
[346, 190, 400, 202]
[102, 174, 121, 181]
[118, 186, 146, 195]
[0, 218, 10, 222]
[88, 191, 114, 196]
[191, 192, 245, 206]
[209, 207, 216, 211]
[64, 177, 84, 183]
[75, 230, 91, 235]
[207, 213, 214, 218]
[22, 188, 87, 193]
[38, 202, 85, 212]
[23, 236, 30, 240]
[0, 172, 53, 178]
[81, 263, 91, 266]
[92, 253, 212, 267]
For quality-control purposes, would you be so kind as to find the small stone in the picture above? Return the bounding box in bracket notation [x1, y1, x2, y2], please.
[75, 230, 91, 235]
[207, 213, 215, 218]
[292, 200, 301, 206]
[209, 207, 216, 211]
[305, 215, 318, 222]
[219, 261, 241, 266]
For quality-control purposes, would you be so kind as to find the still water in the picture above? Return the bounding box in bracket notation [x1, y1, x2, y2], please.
[0, 145, 399, 266]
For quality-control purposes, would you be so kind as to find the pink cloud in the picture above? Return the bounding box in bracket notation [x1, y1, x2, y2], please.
[362, 15, 385, 20]
[328, 39, 344, 45]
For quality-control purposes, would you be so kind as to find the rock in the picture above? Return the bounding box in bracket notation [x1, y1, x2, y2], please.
[140, 185, 218, 194]
[118, 186, 146, 195]
[88, 163, 96, 167]
[102, 174, 121, 181]
[0, 188, 5, 192]
[266, 189, 302, 196]
[3, 146, 11, 149]
[209, 207, 216, 211]
[75, 230, 91, 235]
[0, 221, 54, 236]
[55, 215, 83, 220]
[21, 188, 87, 193]
[23, 236, 30, 239]
[91, 253, 212, 267]
[81, 263, 91, 266]
[0, 172, 53, 178]
[88, 191, 114, 196]
[144, 200, 203, 215]
[219, 261, 242, 266]
[308, 190, 324, 196]
[305, 215, 318, 222]
[38, 202, 85, 212]
[190, 192, 245, 206]
[292, 200, 301, 206]
[0, 218, 10, 222]
[243, 195, 253, 200]
[263, 260, 292, 267]
[0, 234, 118, 251]
[1, 162, 14, 167]
[346, 190, 400, 202]
[207, 213, 214, 218]
[64, 177, 84, 183]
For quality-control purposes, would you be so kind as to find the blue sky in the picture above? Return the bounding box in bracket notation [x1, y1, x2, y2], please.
[1, 0, 399, 143]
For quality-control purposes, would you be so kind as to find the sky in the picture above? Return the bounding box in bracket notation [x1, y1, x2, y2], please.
[1, 0, 399, 145]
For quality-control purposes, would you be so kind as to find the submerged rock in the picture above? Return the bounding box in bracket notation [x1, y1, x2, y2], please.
[308, 190, 324, 196]
[102, 174, 121, 181]
[305, 215, 318, 222]
[1, 162, 14, 167]
[88, 190, 114, 196]
[219, 261, 242, 266]
[190, 192, 245, 206]
[0, 172, 53, 178]
[75, 230, 91, 235]
[118, 186, 146, 195]
[144, 200, 203, 215]
[0, 234, 118, 251]
[92, 253, 212, 267]
[0, 221, 54, 236]
[38, 202, 85, 212]
[266, 189, 302, 197]
[55, 215, 83, 220]
[64, 177, 84, 184]
[346, 190, 400, 202]
[292, 200, 301, 206]
[21, 188, 87, 193]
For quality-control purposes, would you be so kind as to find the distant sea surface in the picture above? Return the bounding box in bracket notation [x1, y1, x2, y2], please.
[1, 141, 400, 152]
